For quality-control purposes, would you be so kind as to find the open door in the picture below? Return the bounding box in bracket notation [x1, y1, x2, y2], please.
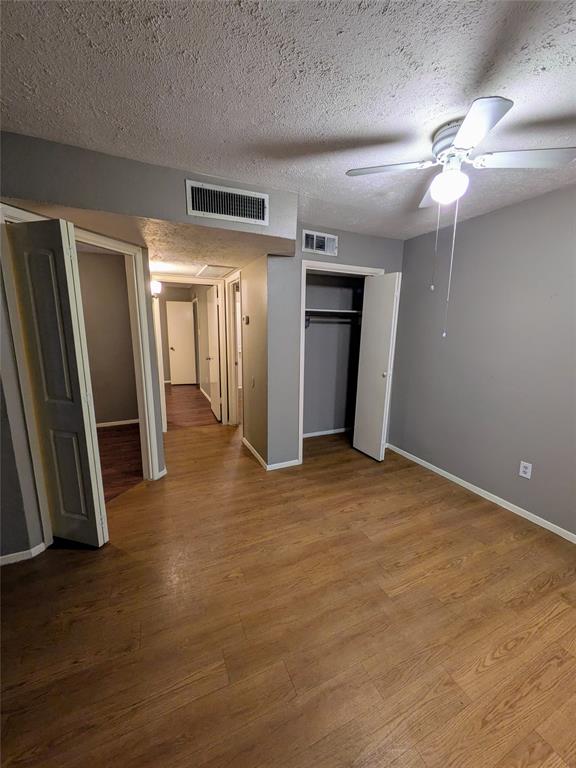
[353, 272, 402, 461]
[207, 285, 221, 421]
[5, 219, 108, 546]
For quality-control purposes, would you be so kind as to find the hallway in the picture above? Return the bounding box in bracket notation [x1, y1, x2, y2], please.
[165, 383, 219, 429]
[2, 430, 575, 768]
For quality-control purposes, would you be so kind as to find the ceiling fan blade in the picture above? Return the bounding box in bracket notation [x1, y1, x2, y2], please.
[453, 96, 514, 150]
[473, 147, 576, 169]
[418, 179, 436, 208]
[346, 160, 434, 177]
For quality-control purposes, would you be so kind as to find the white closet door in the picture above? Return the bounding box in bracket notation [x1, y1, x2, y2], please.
[353, 272, 402, 461]
[207, 286, 221, 420]
[5, 219, 108, 546]
[166, 301, 197, 384]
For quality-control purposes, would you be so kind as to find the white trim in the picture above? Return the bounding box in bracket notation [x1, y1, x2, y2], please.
[387, 445, 576, 546]
[152, 273, 229, 426]
[299, 260, 386, 464]
[96, 419, 139, 428]
[1, 542, 46, 567]
[152, 273, 228, 286]
[267, 459, 301, 471]
[225, 273, 242, 426]
[152, 296, 168, 433]
[200, 386, 211, 402]
[242, 436, 267, 469]
[155, 467, 168, 479]
[241, 437, 301, 472]
[164, 380, 171, 384]
[304, 428, 347, 438]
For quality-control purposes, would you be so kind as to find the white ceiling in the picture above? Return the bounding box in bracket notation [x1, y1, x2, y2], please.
[2, 1, 576, 239]
[3, 198, 294, 271]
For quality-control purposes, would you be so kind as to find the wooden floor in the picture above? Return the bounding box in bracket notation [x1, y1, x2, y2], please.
[97, 424, 143, 502]
[166, 383, 219, 429]
[2, 430, 575, 768]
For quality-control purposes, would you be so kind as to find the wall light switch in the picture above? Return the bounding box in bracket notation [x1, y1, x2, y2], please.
[519, 461, 532, 480]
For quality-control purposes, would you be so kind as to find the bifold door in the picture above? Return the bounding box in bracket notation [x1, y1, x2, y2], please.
[5, 219, 108, 546]
[207, 285, 221, 420]
[353, 272, 402, 461]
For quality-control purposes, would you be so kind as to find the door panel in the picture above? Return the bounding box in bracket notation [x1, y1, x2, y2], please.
[353, 272, 402, 461]
[166, 301, 197, 385]
[207, 286, 221, 420]
[6, 219, 108, 546]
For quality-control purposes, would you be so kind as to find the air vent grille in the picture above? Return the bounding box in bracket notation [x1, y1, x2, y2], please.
[302, 229, 338, 256]
[186, 180, 269, 225]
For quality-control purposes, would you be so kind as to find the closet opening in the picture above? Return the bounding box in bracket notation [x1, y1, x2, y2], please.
[303, 272, 364, 443]
[298, 261, 402, 465]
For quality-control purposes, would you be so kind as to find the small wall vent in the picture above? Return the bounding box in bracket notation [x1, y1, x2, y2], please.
[302, 229, 338, 257]
[186, 180, 269, 225]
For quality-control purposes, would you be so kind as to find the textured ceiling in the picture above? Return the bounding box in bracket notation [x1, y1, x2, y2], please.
[3, 198, 294, 271]
[2, 1, 576, 238]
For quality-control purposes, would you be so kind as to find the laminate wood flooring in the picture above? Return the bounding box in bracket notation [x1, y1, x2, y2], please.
[165, 383, 219, 429]
[97, 424, 143, 502]
[2, 430, 575, 768]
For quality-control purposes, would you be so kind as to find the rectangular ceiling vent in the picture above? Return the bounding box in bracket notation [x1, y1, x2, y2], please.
[186, 180, 269, 226]
[302, 229, 338, 257]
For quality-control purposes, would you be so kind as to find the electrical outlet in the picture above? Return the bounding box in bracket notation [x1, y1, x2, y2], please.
[519, 461, 532, 480]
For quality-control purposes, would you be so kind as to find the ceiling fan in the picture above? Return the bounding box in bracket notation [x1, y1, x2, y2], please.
[346, 96, 576, 207]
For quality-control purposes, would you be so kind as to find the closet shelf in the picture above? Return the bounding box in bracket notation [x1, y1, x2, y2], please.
[305, 308, 361, 315]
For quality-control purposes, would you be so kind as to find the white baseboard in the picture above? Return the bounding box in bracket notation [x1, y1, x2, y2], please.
[1, 542, 46, 566]
[267, 458, 302, 471]
[304, 428, 347, 438]
[241, 437, 302, 472]
[164, 380, 171, 384]
[387, 444, 576, 546]
[153, 467, 168, 479]
[96, 419, 139, 428]
[200, 387, 211, 403]
[242, 437, 267, 469]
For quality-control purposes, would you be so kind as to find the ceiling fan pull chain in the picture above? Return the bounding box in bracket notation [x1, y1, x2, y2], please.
[429, 203, 442, 291]
[442, 197, 459, 338]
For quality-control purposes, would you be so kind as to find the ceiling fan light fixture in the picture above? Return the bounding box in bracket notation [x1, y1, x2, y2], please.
[430, 166, 469, 205]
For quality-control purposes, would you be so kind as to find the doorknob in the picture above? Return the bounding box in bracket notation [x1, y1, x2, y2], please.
[170, 346, 175, 351]
[206, 356, 212, 360]
[382, 372, 388, 378]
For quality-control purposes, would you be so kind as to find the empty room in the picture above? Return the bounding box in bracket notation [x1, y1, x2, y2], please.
[1, 2, 575, 767]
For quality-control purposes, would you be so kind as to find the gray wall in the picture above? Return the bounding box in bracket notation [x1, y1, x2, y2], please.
[241, 256, 268, 461]
[1, 132, 298, 241]
[267, 223, 404, 465]
[78, 251, 138, 424]
[304, 275, 363, 435]
[390, 185, 576, 535]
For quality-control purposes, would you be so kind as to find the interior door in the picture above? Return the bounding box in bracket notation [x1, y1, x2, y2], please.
[353, 272, 402, 461]
[5, 219, 108, 546]
[166, 301, 197, 385]
[207, 285, 221, 420]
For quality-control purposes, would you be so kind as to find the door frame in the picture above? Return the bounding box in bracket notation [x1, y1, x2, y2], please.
[225, 270, 242, 426]
[298, 260, 385, 465]
[150, 273, 231, 426]
[1, 203, 163, 545]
